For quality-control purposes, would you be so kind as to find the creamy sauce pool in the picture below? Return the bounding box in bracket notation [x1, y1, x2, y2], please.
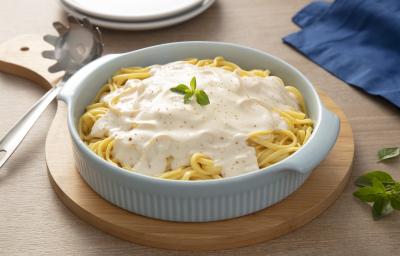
[90, 62, 299, 177]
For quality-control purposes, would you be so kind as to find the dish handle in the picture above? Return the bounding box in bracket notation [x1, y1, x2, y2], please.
[281, 106, 340, 174]
[57, 54, 120, 104]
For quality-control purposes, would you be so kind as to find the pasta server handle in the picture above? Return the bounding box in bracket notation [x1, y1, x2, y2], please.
[0, 33, 63, 168]
[0, 84, 64, 167]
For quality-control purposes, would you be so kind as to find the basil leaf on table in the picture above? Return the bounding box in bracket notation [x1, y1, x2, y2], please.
[353, 186, 382, 202]
[390, 195, 400, 210]
[389, 183, 400, 210]
[377, 147, 400, 162]
[372, 198, 393, 220]
[354, 170, 395, 187]
[353, 170, 400, 220]
[372, 177, 386, 192]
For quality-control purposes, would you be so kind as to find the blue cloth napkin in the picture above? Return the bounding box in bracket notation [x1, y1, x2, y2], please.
[283, 0, 400, 108]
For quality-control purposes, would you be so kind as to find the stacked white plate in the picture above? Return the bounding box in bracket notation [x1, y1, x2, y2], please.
[59, 0, 216, 30]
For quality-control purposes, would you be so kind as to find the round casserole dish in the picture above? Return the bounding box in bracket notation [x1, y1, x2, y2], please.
[58, 42, 340, 222]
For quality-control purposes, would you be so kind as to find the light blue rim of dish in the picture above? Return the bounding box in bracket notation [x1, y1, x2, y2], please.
[58, 41, 339, 187]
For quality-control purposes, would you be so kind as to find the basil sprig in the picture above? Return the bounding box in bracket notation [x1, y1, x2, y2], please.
[170, 77, 210, 106]
[377, 147, 400, 162]
[353, 170, 400, 220]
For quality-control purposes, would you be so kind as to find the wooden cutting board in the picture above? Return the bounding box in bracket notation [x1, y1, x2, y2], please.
[0, 35, 354, 251]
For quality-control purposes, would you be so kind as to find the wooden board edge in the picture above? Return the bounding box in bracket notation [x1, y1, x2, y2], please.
[44, 94, 355, 251]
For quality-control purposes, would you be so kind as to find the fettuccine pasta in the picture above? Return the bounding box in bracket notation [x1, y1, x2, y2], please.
[79, 57, 313, 180]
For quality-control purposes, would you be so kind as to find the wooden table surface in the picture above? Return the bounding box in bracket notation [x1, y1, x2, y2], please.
[0, 0, 399, 255]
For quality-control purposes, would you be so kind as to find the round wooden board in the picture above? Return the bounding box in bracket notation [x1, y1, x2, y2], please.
[45, 93, 354, 251]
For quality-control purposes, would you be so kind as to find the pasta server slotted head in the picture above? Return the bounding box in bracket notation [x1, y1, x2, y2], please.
[0, 16, 103, 168]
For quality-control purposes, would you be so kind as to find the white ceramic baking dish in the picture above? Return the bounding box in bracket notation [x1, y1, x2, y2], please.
[58, 41, 340, 222]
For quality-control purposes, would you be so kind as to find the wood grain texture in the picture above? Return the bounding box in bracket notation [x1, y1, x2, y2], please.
[0, 0, 399, 255]
[45, 92, 353, 251]
[0, 34, 63, 89]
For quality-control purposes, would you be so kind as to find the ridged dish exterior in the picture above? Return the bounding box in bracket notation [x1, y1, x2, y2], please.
[61, 42, 340, 223]
[73, 141, 309, 222]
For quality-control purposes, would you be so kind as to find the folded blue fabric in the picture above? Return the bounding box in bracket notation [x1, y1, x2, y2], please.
[283, 0, 400, 108]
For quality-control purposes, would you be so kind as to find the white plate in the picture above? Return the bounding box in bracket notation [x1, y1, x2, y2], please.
[59, 0, 215, 31]
[63, 0, 203, 22]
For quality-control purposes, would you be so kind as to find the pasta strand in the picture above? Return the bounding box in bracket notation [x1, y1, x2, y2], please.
[79, 56, 313, 180]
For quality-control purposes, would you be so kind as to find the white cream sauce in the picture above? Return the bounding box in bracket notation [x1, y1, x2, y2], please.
[90, 61, 299, 177]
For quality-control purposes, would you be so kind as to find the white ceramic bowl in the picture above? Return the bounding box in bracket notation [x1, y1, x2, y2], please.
[58, 42, 340, 222]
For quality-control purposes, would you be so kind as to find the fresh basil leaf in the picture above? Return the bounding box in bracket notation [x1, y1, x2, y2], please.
[190, 76, 197, 91]
[389, 183, 400, 209]
[372, 198, 393, 220]
[170, 84, 190, 95]
[381, 201, 393, 216]
[355, 170, 395, 187]
[372, 198, 385, 220]
[372, 177, 386, 193]
[377, 147, 400, 162]
[390, 195, 400, 210]
[183, 91, 194, 104]
[392, 183, 400, 194]
[195, 90, 210, 106]
[353, 187, 381, 202]
[353, 170, 399, 220]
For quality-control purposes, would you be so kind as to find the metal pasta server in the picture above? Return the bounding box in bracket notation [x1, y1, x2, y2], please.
[0, 17, 103, 167]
